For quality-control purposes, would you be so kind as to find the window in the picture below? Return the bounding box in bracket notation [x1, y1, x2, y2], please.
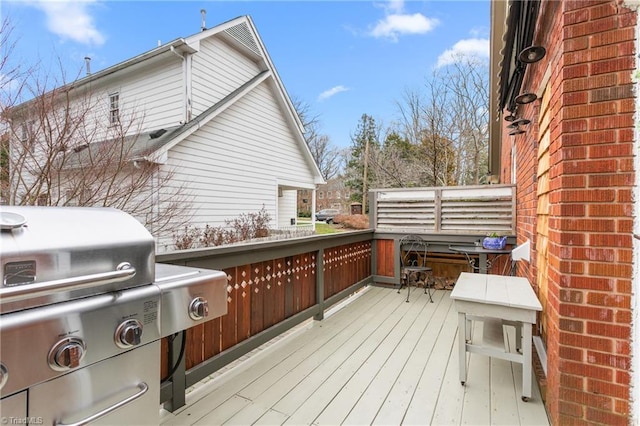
[20, 121, 35, 153]
[335, 191, 341, 199]
[318, 191, 324, 199]
[327, 191, 332, 198]
[109, 93, 120, 125]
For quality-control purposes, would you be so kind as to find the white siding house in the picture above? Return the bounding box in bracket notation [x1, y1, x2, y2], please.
[6, 16, 324, 251]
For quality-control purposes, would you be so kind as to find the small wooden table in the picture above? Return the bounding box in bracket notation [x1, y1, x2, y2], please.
[449, 245, 512, 274]
[450, 272, 542, 401]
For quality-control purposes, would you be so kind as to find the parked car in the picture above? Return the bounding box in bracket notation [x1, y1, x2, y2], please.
[315, 209, 340, 224]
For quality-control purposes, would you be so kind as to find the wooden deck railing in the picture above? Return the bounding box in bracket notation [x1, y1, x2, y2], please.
[157, 231, 373, 410]
[155, 185, 517, 410]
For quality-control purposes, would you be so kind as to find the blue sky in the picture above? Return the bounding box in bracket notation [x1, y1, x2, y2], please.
[3, 0, 490, 148]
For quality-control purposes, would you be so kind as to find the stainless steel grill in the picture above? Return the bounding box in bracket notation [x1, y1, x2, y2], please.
[0, 206, 227, 425]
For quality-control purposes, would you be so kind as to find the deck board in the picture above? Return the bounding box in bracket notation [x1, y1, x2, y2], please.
[160, 286, 550, 425]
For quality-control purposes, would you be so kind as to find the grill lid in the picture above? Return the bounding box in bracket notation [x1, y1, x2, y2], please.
[1, 206, 155, 313]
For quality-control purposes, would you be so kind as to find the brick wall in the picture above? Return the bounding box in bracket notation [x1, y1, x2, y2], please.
[501, 1, 636, 424]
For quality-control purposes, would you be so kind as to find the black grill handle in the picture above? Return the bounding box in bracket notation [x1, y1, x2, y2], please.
[1, 262, 136, 303]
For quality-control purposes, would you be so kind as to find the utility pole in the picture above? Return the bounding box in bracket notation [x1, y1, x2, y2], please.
[362, 136, 369, 214]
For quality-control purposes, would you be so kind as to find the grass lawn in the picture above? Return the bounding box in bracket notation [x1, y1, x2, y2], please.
[314, 222, 340, 234]
[297, 217, 341, 235]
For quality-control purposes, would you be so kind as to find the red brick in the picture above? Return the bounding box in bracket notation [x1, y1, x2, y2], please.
[589, 173, 634, 187]
[560, 345, 584, 361]
[565, 8, 590, 25]
[560, 373, 585, 390]
[558, 415, 589, 426]
[587, 351, 631, 370]
[560, 331, 613, 352]
[617, 279, 633, 295]
[566, 247, 615, 262]
[619, 189, 633, 202]
[617, 220, 633, 234]
[591, 57, 635, 74]
[557, 218, 615, 232]
[586, 406, 629, 425]
[563, 158, 617, 174]
[565, 16, 618, 39]
[560, 304, 613, 322]
[618, 40, 635, 57]
[590, 44, 619, 62]
[616, 370, 631, 386]
[590, 27, 635, 47]
[588, 262, 632, 278]
[590, 84, 634, 102]
[562, 261, 586, 276]
[558, 316, 584, 334]
[617, 249, 633, 263]
[563, 37, 589, 53]
[556, 188, 615, 202]
[619, 98, 635, 113]
[562, 119, 588, 133]
[559, 401, 584, 417]
[587, 378, 630, 399]
[616, 339, 630, 356]
[619, 158, 634, 172]
[615, 310, 631, 325]
[555, 231, 586, 246]
[617, 10, 637, 27]
[564, 64, 589, 79]
[586, 292, 630, 308]
[556, 203, 586, 215]
[590, 2, 616, 20]
[562, 91, 588, 105]
[589, 113, 634, 130]
[563, 74, 617, 92]
[563, 101, 616, 119]
[561, 275, 614, 291]
[589, 143, 633, 159]
[587, 321, 630, 339]
[560, 385, 613, 409]
[560, 290, 584, 304]
[587, 203, 633, 217]
[588, 234, 632, 248]
[618, 128, 635, 142]
[615, 399, 630, 416]
[561, 146, 587, 160]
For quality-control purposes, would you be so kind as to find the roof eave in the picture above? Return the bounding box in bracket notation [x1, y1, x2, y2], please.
[488, 0, 509, 179]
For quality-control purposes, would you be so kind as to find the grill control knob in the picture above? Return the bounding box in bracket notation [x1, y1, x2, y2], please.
[115, 319, 143, 348]
[189, 297, 209, 320]
[48, 337, 86, 371]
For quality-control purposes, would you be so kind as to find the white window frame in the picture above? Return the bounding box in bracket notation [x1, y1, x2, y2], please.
[109, 92, 120, 126]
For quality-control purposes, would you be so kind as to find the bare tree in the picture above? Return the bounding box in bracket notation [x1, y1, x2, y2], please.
[1, 34, 191, 240]
[292, 97, 341, 180]
[391, 55, 489, 187]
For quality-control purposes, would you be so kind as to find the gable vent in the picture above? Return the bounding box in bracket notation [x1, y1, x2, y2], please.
[224, 22, 261, 57]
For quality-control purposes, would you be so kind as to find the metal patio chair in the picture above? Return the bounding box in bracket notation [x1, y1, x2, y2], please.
[399, 234, 434, 303]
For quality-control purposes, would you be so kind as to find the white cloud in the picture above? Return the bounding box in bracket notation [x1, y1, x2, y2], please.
[31, 0, 105, 46]
[436, 38, 489, 67]
[318, 85, 350, 101]
[370, 13, 438, 41]
[382, 0, 405, 14]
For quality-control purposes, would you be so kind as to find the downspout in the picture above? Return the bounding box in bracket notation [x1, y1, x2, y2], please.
[170, 46, 191, 123]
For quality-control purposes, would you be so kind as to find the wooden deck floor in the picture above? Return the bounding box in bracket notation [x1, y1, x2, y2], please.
[160, 286, 550, 425]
